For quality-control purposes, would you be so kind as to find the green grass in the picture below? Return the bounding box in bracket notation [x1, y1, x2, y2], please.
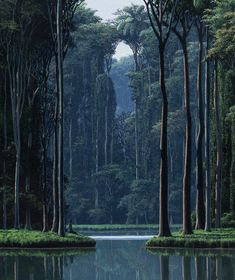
[73, 224, 180, 231]
[0, 230, 96, 249]
[146, 229, 235, 249]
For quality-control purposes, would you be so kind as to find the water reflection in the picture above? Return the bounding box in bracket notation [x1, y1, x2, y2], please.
[0, 241, 234, 280]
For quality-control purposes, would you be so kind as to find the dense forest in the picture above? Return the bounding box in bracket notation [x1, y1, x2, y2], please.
[0, 0, 234, 237]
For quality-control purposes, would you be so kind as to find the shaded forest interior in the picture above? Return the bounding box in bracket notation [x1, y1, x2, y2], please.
[0, 0, 235, 236]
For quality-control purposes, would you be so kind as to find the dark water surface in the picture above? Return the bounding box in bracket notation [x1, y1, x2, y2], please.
[0, 230, 234, 280]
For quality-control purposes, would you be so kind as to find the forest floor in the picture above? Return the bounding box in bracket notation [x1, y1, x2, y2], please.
[146, 229, 235, 249]
[74, 224, 180, 231]
[0, 230, 96, 249]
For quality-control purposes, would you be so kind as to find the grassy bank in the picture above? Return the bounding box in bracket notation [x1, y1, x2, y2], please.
[147, 229, 235, 249]
[74, 224, 180, 231]
[0, 230, 96, 249]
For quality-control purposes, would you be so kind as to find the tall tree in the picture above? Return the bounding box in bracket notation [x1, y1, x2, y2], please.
[116, 5, 148, 180]
[171, 1, 194, 234]
[57, 0, 65, 237]
[214, 59, 222, 228]
[143, 0, 178, 237]
[195, 18, 205, 230]
[203, 0, 235, 230]
[47, 0, 82, 234]
[204, 27, 211, 231]
[193, 0, 210, 230]
[2, 70, 8, 229]
[3, 0, 39, 229]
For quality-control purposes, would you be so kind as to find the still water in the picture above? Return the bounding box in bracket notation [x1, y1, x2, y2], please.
[0, 230, 234, 280]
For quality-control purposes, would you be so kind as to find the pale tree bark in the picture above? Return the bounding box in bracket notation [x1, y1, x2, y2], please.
[182, 39, 193, 235]
[47, 0, 80, 235]
[195, 21, 205, 230]
[205, 28, 211, 231]
[51, 125, 59, 232]
[57, 0, 65, 237]
[172, 14, 194, 235]
[206, 257, 211, 280]
[69, 107, 73, 183]
[41, 82, 49, 232]
[6, 2, 34, 229]
[42, 130, 48, 232]
[110, 126, 114, 165]
[14, 256, 19, 280]
[95, 116, 99, 209]
[43, 256, 48, 280]
[129, 46, 141, 181]
[214, 59, 222, 228]
[104, 87, 110, 166]
[3, 71, 8, 229]
[104, 74, 110, 166]
[135, 101, 140, 180]
[133, 51, 141, 180]
[25, 81, 38, 230]
[7, 44, 25, 230]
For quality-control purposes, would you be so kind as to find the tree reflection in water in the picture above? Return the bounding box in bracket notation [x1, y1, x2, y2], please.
[182, 256, 191, 280]
[0, 244, 234, 280]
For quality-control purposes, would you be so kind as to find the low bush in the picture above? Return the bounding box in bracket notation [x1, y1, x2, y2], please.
[221, 213, 235, 228]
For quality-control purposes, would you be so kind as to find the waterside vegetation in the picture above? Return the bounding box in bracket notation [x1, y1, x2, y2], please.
[0, 230, 96, 249]
[147, 229, 235, 249]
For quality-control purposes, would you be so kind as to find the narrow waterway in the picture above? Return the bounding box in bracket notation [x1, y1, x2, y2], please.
[0, 230, 234, 279]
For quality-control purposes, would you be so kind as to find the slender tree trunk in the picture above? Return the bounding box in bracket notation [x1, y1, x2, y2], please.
[182, 39, 193, 235]
[51, 127, 59, 232]
[104, 76, 109, 166]
[42, 130, 48, 232]
[206, 257, 211, 280]
[135, 100, 140, 180]
[7, 16, 28, 230]
[195, 25, 205, 230]
[195, 257, 205, 280]
[57, 0, 65, 237]
[44, 256, 48, 280]
[215, 257, 222, 280]
[134, 51, 140, 181]
[14, 256, 19, 280]
[95, 117, 99, 209]
[14, 124, 21, 229]
[182, 256, 191, 280]
[3, 74, 8, 229]
[69, 117, 73, 183]
[158, 44, 171, 237]
[214, 60, 222, 228]
[110, 125, 114, 165]
[205, 28, 211, 231]
[9, 62, 21, 230]
[25, 117, 32, 230]
[230, 121, 235, 218]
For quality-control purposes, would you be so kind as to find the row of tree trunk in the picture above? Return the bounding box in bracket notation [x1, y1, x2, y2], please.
[144, 0, 223, 236]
